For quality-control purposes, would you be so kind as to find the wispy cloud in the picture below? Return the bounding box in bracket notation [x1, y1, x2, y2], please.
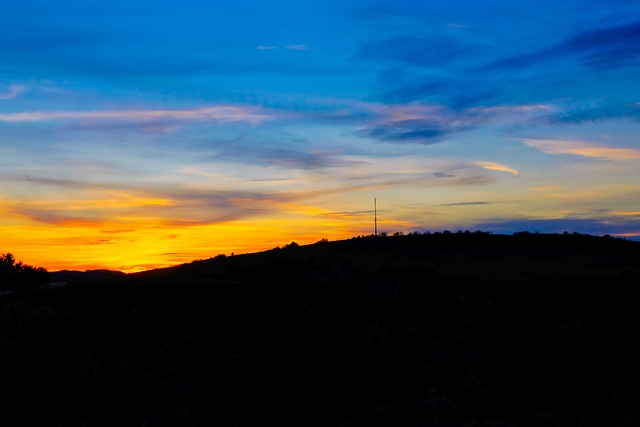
[442, 201, 490, 206]
[612, 211, 640, 216]
[317, 210, 373, 219]
[17, 176, 114, 191]
[0, 106, 271, 124]
[524, 139, 640, 161]
[285, 44, 310, 50]
[204, 137, 352, 170]
[434, 172, 454, 178]
[468, 104, 554, 115]
[7, 186, 295, 228]
[256, 45, 310, 51]
[0, 84, 28, 100]
[549, 103, 640, 123]
[471, 161, 519, 176]
[356, 103, 467, 143]
[361, 18, 640, 122]
[554, 19, 640, 69]
[489, 20, 640, 70]
[354, 101, 554, 144]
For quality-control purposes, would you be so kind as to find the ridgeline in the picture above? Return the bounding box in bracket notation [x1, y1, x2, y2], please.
[51, 231, 640, 286]
[2, 232, 640, 426]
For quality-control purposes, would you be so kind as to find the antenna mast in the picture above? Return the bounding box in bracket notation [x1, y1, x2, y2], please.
[374, 198, 377, 236]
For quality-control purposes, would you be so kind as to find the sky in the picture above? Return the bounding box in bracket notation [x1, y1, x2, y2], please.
[2, 0, 640, 272]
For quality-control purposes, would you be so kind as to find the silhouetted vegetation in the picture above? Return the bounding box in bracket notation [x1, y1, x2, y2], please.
[1, 233, 640, 426]
[50, 269, 126, 284]
[0, 252, 50, 290]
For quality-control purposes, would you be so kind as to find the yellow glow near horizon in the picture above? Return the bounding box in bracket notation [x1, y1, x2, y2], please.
[3, 147, 639, 273]
[4, 184, 639, 273]
[1, 199, 382, 272]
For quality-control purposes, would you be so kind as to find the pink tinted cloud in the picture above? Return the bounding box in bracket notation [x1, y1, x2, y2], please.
[0, 106, 271, 124]
[524, 139, 640, 161]
[471, 161, 520, 175]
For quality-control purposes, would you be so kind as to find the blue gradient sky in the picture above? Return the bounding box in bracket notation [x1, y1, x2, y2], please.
[2, 0, 640, 270]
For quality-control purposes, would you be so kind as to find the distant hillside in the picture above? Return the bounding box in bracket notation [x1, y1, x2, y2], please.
[50, 269, 126, 284]
[121, 231, 640, 286]
[2, 231, 640, 426]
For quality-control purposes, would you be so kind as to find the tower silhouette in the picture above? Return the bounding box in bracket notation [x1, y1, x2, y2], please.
[374, 198, 377, 236]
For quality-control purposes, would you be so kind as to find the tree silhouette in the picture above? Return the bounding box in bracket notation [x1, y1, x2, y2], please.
[0, 253, 50, 290]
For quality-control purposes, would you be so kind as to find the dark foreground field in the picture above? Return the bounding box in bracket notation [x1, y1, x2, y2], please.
[2, 233, 640, 426]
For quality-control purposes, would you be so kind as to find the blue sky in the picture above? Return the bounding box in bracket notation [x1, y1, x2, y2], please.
[2, 0, 640, 270]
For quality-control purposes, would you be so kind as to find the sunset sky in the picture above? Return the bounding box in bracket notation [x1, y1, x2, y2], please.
[2, 0, 640, 272]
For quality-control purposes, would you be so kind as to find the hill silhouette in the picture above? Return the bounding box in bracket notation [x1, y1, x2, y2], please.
[2, 232, 640, 426]
[112, 231, 640, 286]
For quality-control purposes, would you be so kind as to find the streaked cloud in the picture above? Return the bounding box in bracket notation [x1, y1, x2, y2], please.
[256, 44, 310, 51]
[317, 210, 373, 219]
[361, 15, 640, 124]
[470, 161, 519, 176]
[0, 106, 271, 124]
[468, 104, 554, 115]
[354, 101, 555, 144]
[549, 103, 640, 123]
[434, 172, 454, 178]
[285, 44, 310, 50]
[442, 201, 490, 206]
[208, 140, 352, 170]
[612, 211, 640, 216]
[6, 185, 295, 228]
[491, 20, 640, 70]
[0, 84, 28, 100]
[524, 139, 640, 161]
[356, 103, 467, 143]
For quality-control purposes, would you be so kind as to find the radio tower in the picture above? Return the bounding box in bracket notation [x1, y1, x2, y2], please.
[374, 198, 378, 236]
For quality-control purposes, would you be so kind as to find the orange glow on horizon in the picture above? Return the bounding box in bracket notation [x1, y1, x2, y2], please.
[2, 184, 422, 273]
[4, 166, 638, 273]
[1, 202, 385, 273]
[2, 224, 356, 273]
